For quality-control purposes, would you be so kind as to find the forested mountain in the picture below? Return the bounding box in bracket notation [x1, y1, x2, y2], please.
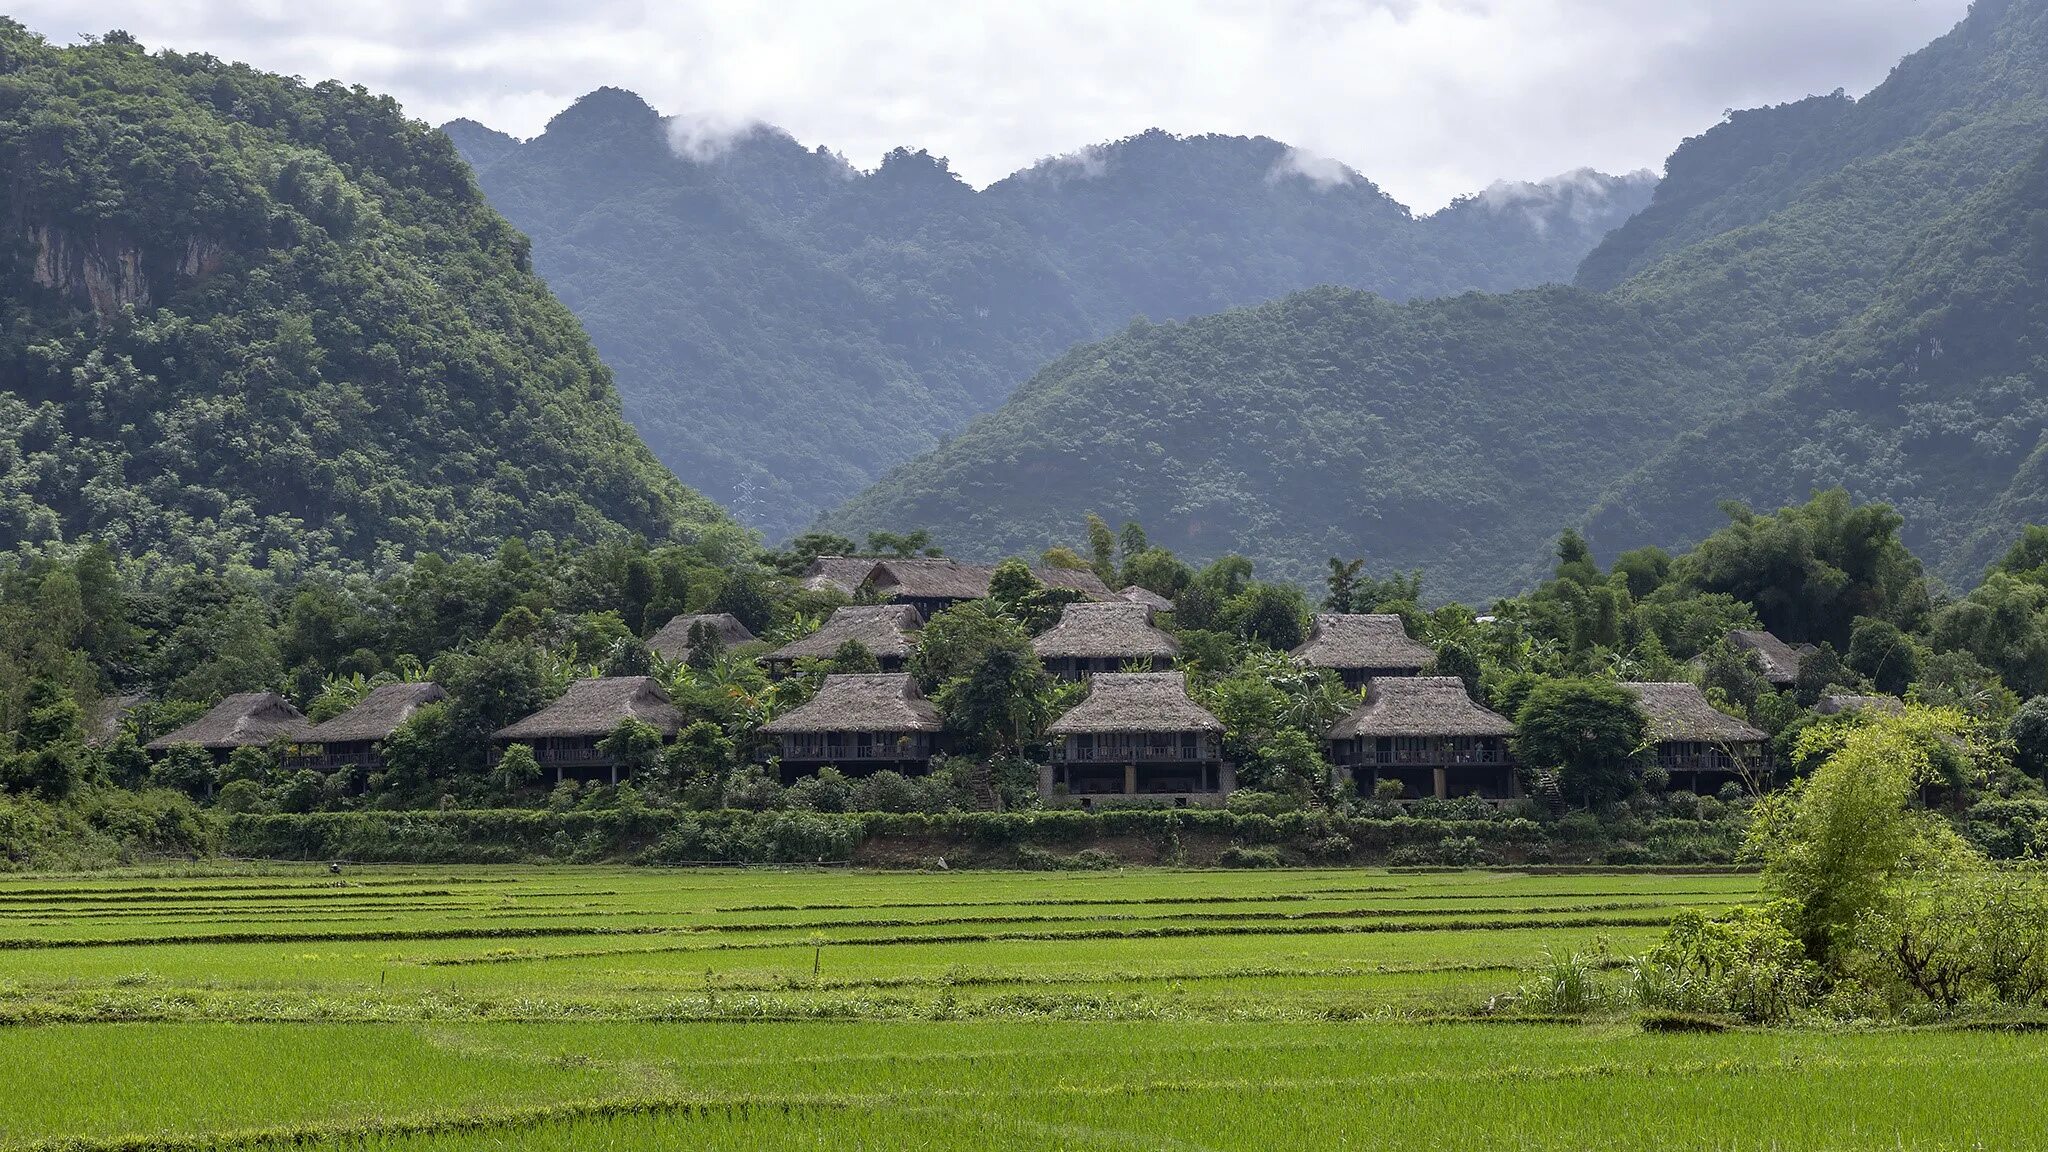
[0, 27, 725, 571]
[1591, 137, 2048, 588]
[828, 0, 2048, 600]
[450, 100, 1652, 535]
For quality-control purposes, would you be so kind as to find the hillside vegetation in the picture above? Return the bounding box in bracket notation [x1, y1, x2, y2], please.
[0, 26, 725, 571]
[451, 102, 1652, 535]
[829, 0, 2048, 598]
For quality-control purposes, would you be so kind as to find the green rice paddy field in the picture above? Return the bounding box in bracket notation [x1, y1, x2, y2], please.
[0, 865, 2039, 1150]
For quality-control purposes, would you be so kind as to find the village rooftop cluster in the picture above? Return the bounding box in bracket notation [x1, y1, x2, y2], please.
[142, 556, 1890, 808]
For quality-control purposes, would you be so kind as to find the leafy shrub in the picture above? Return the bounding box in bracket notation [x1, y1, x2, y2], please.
[720, 765, 783, 811]
[1630, 907, 1817, 1024]
[1218, 844, 1283, 868]
[1016, 845, 1121, 871]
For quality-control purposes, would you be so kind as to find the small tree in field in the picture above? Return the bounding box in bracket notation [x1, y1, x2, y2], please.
[1746, 707, 1973, 964]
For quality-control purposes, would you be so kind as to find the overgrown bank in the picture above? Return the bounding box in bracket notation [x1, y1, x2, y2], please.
[219, 806, 1748, 869]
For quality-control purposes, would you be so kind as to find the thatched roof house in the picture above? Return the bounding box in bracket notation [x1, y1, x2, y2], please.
[800, 555, 1114, 614]
[801, 556, 881, 596]
[758, 673, 943, 777]
[1327, 677, 1513, 741]
[765, 604, 923, 668]
[146, 692, 309, 753]
[1289, 614, 1435, 687]
[1048, 672, 1222, 736]
[760, 673, 943, 736]
[862, 558, 1114, 613]
[1043, 672, 1229, 803]
[493, 677, 683, 742]
[1033, 602, 1178, 677]
[1816, 694, 1906, 717]
[646, 612, 757, 661]
[1623, 682, 1768, 744]
[1325, 677, 1518, 800]
[302, 683, 447, 746]
[1728, 629, 1805, 687]
[1120, 585, 1174, 612]
[1623, 681, 1770, 793]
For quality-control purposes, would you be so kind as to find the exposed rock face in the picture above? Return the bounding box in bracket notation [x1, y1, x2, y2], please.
[25, 224, 223, 316]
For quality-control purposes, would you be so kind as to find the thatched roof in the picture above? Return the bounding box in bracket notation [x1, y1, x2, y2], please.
[1120, 585, 1175, 612]
[863, 558, 1115, 603]
[1036, 566, 1116, 599]
[759, 673, 942, 734]
[302, 683, 447, 744]
[1327, 677, 1514, 740]
[1816, 694, 1906, 717]
[146, 692, 309, 751]
[1290, 614, 1435, 671]
[766, 604, 923, 662]
[1728, 629, 1804, 685]
[1047, 672, 1222, 735]
[86, 692, 146, 746]
[493, 677, 683, 741]
[1623, 682, 1767, 744]
[646, 612, 757, 660]
[801, 556, 880, 596]
[1033, 602, 1179, 661]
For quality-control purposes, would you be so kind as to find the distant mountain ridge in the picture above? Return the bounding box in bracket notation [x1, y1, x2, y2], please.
[448, 98, 1653, 536]
[824, 0, 2048, 600]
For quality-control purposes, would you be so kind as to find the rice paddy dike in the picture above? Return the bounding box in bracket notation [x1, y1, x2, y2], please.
[3, 865, 2041, 1150]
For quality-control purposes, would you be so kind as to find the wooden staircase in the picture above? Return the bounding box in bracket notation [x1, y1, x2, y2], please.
[1531, 770, 1567, 817]
[969, 764, 1001, 811]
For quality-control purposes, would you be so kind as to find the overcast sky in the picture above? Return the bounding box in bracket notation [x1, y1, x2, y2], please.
[19, 0, 1972, 210]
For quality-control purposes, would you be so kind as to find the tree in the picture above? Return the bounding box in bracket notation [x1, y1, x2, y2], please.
[987, 559, 1078, 632]
[865, 530, 935, 558]
[1174, 556, 1255, 632]
[2008, 696, 2048, 783]
[1747, 707, 1974, 963]
[658, 720, 736, 799]
[596, 718, 665, 778]
[151, 744, 216, 799]
[603, 636, 654, 678]
[1512, 679, 1647, 807]
[1324, 558, 1365, 612]
[1085, 513, 1118, 585]
[492, 743, 544, 794]
[937, 645, 1053, 755]
[910, 602, 1032, 690]
[1225, 583, 1309, 651]
[829, 639, 880, 674]
[685, 621, 726, 671]
[709, 572, 774, 634]
[1612, 546, 1673, 600]
[1122, 548, 1192, 600]
[1247, 728, 1329, 802]
[1927, 572, 2048, 698]
[1792, 641, 1861, 707]
[1846, 617, 1919, 697]
[1699, 642, 1771, 715]
[1679, 490, 1927, 647]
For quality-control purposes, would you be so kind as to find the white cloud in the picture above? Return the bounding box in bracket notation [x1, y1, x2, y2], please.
[1266, 147, 1358, 189]
[665, 110, 768, 162]
[14, 0, 1974, 210]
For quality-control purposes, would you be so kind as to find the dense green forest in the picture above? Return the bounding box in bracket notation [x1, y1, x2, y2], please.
[0, 26, 725, 570]
[829, 0, 2048, 598]
[3, 491, 2046, 869]
[449, 100, 1652, 536]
